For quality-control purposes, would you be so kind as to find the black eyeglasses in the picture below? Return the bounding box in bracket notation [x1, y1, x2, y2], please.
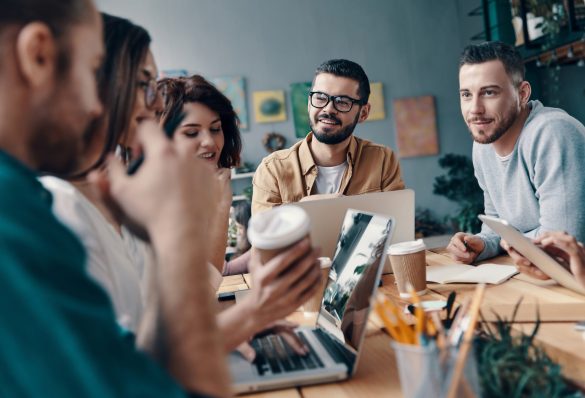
[309, 91, 363, 113]
[137, 78, 159, 110]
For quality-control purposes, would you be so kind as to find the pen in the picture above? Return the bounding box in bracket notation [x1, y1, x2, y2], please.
[463, 239, 476, 254]
[407, 283, 425, 345]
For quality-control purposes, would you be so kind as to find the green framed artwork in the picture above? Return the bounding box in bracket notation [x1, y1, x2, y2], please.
[210, 76, 249, 130]
[290, 82, 312, 138]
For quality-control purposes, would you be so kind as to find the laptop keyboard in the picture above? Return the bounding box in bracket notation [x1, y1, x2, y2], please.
[251, 332, 324, 376]
[313, 328, 354, 366]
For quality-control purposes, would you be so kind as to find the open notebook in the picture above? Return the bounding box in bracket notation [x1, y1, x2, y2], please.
[426, 264, 518, 285]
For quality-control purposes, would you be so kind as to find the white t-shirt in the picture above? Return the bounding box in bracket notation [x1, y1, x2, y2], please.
[40, 176, 149, 331]
[314, 162, 348, 194]
[40, 177, 223, 331]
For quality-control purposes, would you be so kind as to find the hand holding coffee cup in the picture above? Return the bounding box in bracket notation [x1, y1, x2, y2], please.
[247, 205, 312, 264]
[388, 240, 427, 298]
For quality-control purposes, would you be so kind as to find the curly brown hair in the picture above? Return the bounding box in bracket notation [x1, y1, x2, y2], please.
[158, 75, 242, 168]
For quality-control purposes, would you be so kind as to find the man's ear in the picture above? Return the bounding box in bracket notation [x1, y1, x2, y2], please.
[15, 22, 58, 88]
[518, 81, 531, 107]
[357, 103, 370, 123]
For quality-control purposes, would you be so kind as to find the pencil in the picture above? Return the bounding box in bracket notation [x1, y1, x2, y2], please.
[374, 295, 402, 342]
[446, 284, 486, 398]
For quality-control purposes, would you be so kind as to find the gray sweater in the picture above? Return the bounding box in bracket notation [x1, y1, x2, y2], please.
[474, 100, 585, 261]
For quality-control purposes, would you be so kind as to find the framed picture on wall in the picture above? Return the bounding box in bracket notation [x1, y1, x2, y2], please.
[290, 82, 311, 138]
[393, 95, 439, 158]
[253, 90, 287, 124]
[209, 76, 249, 130]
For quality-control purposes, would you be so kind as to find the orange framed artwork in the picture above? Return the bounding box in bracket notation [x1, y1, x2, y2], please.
[392, 95, 439, 158]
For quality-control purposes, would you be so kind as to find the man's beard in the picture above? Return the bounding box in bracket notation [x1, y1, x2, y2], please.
[468, 106, 518, 145]
[310, 112, 359, 145]
[30, 90, 90, 175]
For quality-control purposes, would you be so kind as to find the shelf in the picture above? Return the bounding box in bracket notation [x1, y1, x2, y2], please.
[231, 171, 254, 180]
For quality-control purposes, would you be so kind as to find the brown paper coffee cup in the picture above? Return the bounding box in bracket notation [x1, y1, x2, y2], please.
[388, 240, 427, 298]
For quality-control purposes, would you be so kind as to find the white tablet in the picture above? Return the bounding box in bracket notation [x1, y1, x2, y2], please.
[478, 214, 585, 296]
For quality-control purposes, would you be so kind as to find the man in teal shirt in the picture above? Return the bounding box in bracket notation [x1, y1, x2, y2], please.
[0, 0, 229, 396]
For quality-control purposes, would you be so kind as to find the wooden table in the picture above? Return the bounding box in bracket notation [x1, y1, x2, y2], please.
[218, 249, 585, 397]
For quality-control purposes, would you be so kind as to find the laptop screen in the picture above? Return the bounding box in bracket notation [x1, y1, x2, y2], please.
[317, 209, 394, 353]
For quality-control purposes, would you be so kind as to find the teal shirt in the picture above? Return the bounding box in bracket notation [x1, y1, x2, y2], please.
[0, 151, 188, 397]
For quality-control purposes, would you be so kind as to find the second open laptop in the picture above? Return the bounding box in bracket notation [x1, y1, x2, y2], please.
[229, 209, 395, 394]
[290, 189, 414, 273]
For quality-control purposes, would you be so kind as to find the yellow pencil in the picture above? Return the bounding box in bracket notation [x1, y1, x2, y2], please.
[374, 295, 402, 342]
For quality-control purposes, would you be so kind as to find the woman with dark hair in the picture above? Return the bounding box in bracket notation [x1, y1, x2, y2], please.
[158, 76, 313, 358]
[159, 75, 253, 274]
[40, 13, 158, 332]
[158, 75, 242, 272]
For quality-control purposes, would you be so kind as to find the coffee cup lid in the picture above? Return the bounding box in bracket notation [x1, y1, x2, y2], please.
[248, 205, 311, 250]
[387, 239, 426, 255]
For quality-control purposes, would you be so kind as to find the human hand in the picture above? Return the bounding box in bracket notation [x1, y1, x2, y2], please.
[243, 238, 321, 329]
[236, 320, 308, 362]
[446, 233, 485, 264]
[91, 121, 219, 246]
[215, 168, 233, 210]
[500, 239, 550, 280]
[536, 232, 585, 287]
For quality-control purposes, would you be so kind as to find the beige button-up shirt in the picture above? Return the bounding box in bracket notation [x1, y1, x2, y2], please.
[252, 133, 405, 214]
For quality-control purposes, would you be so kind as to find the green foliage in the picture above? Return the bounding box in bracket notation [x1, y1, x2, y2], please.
[415, 207, 448, 237]
[242, 185, 253, 201]
[433, 154, 484, 233]
[475, 300, 582, 398]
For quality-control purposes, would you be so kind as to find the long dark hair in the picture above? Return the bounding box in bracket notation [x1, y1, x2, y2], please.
[158, 75, 242, 168]
[70, 12, 151, 178]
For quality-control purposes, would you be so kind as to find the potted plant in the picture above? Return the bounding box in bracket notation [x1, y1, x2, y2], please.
[433, 154, 484, 234]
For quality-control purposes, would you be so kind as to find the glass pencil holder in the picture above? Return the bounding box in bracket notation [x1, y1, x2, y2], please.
[390, 340, 481, 398]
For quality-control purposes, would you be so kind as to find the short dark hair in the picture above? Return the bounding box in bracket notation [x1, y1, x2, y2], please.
[0, 0, 95, 75]
[233, 200, 251, 228]
[313, 59, 370, 103]
[70, 13, 151, 177]
[459, 41, 525, 85]
[159, 75, 242, 168]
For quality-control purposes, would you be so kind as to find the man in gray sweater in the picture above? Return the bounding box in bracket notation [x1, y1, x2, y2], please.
[447, 41, 585, 264]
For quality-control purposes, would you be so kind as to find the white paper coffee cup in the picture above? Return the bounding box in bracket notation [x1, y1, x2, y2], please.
[248, 205, 311, 263]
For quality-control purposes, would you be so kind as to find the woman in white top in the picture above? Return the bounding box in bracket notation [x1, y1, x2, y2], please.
[42, 14, 320, 359]
[41, 13, 157, 331]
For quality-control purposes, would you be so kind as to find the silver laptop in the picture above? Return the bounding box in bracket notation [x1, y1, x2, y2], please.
[229, 209, 395, 394]
[289, 189, 414, 273]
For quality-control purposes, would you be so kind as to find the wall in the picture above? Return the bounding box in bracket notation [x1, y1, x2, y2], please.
[96, 0, 486, 220]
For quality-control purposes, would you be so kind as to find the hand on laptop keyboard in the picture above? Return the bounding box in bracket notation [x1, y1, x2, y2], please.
[238, 320, 309, 363]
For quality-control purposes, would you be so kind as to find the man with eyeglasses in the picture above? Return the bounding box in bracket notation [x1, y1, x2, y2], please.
[252, 59, 404, 214]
